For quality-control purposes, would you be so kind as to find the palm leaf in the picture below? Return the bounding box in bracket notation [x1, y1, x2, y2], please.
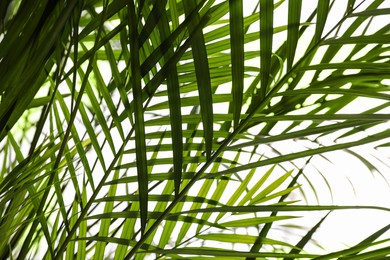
[1, 1, 390, 259]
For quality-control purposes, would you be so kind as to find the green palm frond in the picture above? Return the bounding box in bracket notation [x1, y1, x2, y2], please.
[1, 0, 390, 259]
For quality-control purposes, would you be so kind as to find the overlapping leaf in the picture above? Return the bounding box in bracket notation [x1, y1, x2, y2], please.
[1, 1, 390, 259]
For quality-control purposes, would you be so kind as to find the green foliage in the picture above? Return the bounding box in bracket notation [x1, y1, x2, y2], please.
[1, 0, 390, 259]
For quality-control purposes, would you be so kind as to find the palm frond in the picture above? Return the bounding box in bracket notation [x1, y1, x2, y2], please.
[1, 0, 390, 259]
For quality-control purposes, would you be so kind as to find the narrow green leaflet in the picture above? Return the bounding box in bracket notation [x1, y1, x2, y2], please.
[220, 216, 297, 228]
[314, 0, 330, 42]
[183, 0, 214, 159]
[145, 248, 319, 258]
[287, 0, 302, 71]
[95, 194, 224, 206]
[322, 35, 390, 45]
[127, 1, 148, 235]
[350, 8, 390, 17]
[229, 0, 244, 129]
[176, 205, 390, 215]
[259, 0, 273, 99]
[197, 234, 297, 248]
[157, 1, 183, 197]
[285, 212, 330, 260]
[86, 211, 226, 230]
